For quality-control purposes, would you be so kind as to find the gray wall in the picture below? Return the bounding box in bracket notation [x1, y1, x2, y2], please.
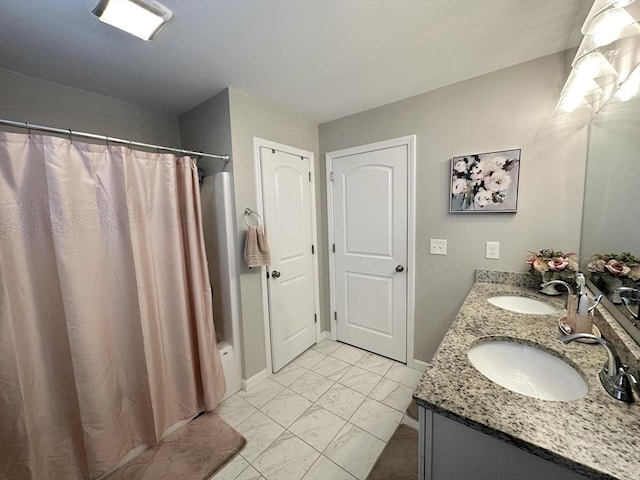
[228, 87, 320, 378]
[319, 51, 589, 362]
[0, 68, 180, 145]
[580, 99, 640, 264]
[180, 88, 232, 177]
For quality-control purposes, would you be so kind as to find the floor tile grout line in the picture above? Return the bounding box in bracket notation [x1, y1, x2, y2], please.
[243, 382, 402, 478]
[305, 453, 357, 480]
[245, 418, 343, 480]
[227, 385, 411, 478]
[219, 342, 420, 480]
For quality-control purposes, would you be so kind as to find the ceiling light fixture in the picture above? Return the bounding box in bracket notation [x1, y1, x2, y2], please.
[92, 0, 173, 41]
[555, 0, 640, 116]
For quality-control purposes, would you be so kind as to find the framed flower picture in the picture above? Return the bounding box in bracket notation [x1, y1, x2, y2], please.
[449, 149, 521, 213]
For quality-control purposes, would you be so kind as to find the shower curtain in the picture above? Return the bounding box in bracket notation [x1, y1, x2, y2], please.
[0, 131, 226, 479]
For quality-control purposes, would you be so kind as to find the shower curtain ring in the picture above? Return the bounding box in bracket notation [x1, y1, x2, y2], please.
[127, 139, 133, 150]
[26, 121, 31, 137]
[68, 129, 73, 144]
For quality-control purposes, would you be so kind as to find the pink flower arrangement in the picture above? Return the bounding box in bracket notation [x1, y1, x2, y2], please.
[526, 249, 579, 275]
[588, 253, 640, 281]
[587, 253, 640, 302]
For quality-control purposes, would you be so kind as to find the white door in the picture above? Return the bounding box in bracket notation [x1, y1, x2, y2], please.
[260, 146, 317, 372]
[329, 141, 409, 362]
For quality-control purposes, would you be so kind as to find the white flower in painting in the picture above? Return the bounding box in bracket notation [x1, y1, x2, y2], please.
[490, 155, 508, 169]
[479, 158, 498, 174]
[469, 164, 485, 180]
[453, 160, 468, 173]
[474, 189, 493, 208]
[452, 178, 468, 195]
[484, 170, 511, 192]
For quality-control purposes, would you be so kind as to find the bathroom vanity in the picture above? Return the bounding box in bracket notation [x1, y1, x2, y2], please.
[413, 272, 640, 480]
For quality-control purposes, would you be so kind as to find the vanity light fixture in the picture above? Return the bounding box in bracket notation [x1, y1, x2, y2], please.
[555, 0, 640, 115]
[92, 0, 173, 41]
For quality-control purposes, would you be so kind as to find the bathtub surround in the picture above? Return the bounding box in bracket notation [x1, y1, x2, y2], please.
[201, 173, 244, 401]
[413, 276, 640, 479]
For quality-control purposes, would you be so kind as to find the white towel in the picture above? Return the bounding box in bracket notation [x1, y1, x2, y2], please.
[244, 226, 271, 267]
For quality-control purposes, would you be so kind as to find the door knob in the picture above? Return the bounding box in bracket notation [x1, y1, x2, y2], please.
[395, 265, 404, 273]
[271, 270, 281, 278]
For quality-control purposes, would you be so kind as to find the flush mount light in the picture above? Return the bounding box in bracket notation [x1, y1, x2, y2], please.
[92, 0, 173, 41]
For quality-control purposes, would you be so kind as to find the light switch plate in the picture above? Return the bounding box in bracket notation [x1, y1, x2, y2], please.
[486, 241, 500, 259]
[430, 239, 447, 255]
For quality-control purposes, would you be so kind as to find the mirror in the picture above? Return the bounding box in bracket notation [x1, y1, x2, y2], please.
[580, 97, 640, 345]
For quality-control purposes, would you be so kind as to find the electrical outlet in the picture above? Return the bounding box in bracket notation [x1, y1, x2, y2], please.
[486, 241, 500, 259]
[430, 239, 447, 255]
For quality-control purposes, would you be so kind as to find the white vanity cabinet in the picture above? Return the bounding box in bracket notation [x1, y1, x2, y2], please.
[418, 407, 590, 480]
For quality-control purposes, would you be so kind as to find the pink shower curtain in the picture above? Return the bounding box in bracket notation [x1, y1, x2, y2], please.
[0, 131, 226, 480]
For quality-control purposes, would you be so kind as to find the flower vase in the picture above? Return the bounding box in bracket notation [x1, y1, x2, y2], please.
[538, 271, 562, 296]
[592, 274, 624, 303]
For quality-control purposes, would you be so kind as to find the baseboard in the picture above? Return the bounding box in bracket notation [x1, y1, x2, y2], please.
[413, 358, 432, 371]
[319, 331, 331, 341]
[241, 368, 268, 391]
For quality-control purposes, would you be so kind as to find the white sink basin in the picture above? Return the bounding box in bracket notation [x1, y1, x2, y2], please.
[468, 340, 587, 401]
[487, 296, 556, 315]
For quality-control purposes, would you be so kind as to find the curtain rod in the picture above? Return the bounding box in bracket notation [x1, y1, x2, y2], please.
[0, 118, 230, 163]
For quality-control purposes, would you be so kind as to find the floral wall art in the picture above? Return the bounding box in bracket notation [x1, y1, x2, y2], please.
[450, 149, 521, 212]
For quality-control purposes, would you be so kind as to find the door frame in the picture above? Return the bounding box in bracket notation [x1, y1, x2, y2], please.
[253, 137, 321, 375]
[325, 135, 416, 367]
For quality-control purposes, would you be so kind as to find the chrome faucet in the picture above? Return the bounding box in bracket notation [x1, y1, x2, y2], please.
[618, 366, 640, 401]
[588, 294, 603, 313]
[614, 287, 639, 320]
[561, 333, 638, 403]
[540, 280, 573, 309]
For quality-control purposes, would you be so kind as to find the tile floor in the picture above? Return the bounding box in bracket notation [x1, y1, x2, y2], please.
[212, 340, 425, 480]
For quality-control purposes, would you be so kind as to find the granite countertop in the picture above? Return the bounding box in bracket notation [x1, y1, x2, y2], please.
[413, 279, 640, 480]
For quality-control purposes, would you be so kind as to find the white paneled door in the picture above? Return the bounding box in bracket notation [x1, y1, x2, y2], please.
[328, 138, 413, 362]
[260, 145, 318, 372]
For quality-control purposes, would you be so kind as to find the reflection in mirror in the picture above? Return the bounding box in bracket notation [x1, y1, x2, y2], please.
[580, 98, 640, 345]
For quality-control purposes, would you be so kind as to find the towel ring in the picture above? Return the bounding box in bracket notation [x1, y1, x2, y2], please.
[244, 208, 263, 227]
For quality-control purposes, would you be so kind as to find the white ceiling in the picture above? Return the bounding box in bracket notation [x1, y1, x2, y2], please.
[0, 0, 590, 123]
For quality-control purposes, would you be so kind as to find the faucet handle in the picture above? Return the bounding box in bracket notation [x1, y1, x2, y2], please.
[613, 365, 639, 403]
[615, 288, 640, 320]
[561, 333, 637, 403]
[588, 294, 603, 313]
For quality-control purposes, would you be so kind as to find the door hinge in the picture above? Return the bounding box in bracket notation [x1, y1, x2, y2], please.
[330, 171, 334, 181]
[271, 148, 275, 154]
[266, 271, 270, 279]
[334, 311, 337, 321]
[332, 243, 335, 253]
[311, 245, 315, 254]
[314, 314, 317, 324]
[309, 171, 312, 182]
